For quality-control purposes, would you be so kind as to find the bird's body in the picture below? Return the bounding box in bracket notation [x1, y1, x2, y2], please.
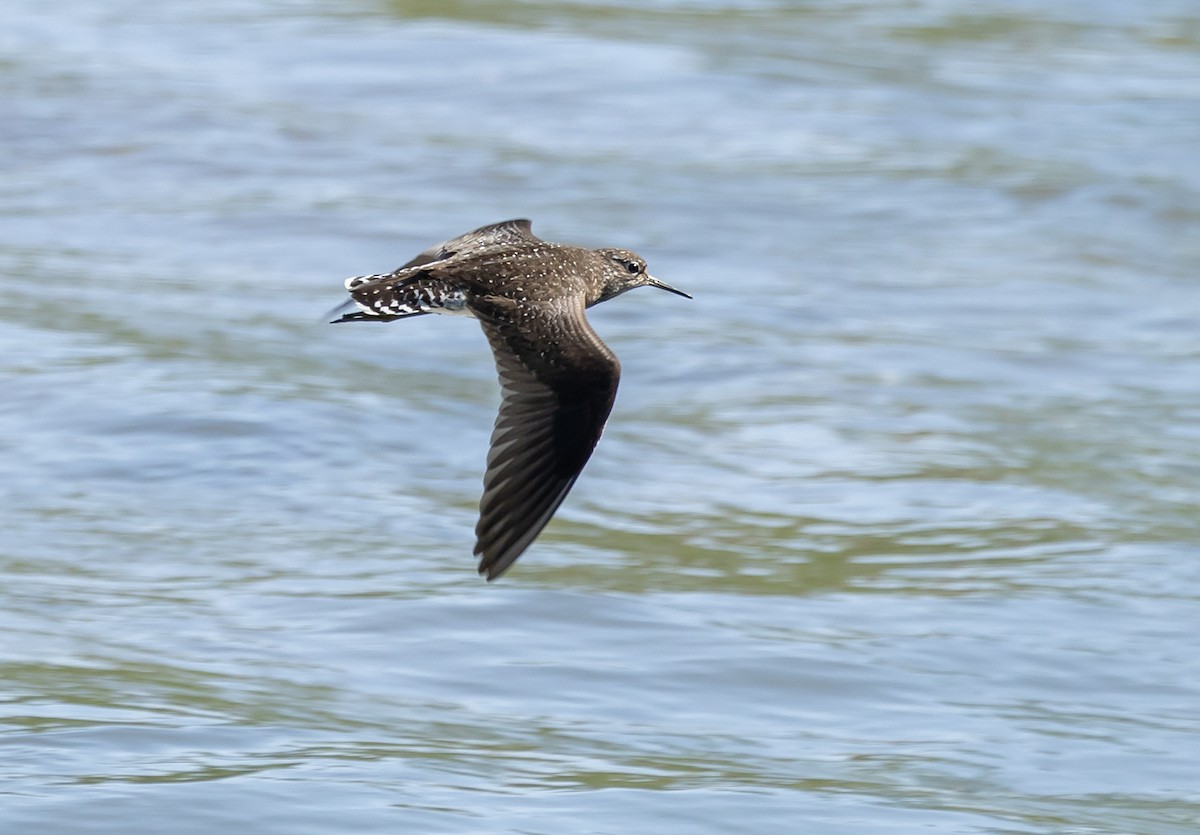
[331, 219, 690, 580]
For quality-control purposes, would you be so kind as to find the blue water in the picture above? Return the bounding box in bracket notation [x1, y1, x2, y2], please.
[3, 1, 1199, 832]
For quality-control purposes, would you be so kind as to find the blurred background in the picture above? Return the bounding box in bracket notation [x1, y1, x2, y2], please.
[2, 1, 1198, 832]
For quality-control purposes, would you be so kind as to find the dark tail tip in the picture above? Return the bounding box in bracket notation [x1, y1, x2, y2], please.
[329, 311, 374, 324]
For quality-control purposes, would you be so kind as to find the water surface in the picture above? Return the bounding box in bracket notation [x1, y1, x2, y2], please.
[2, 1, 1199, 832]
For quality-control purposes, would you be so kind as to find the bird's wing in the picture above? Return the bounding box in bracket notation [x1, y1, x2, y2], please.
[329, 221, 539, 323]
[471, 294, 620, 580]
[398, 219, 540, 270]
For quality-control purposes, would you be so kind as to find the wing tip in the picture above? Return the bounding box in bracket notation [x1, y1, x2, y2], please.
[476, 549, 518, 582]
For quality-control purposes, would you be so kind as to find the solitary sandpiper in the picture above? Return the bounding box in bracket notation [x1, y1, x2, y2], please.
[330, 219, 691, 580]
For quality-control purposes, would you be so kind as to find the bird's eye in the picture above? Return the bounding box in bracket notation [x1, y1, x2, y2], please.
[625, 261, 640, 274]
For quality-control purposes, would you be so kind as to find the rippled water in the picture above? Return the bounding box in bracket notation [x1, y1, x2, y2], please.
[3, 1, 1199, 832]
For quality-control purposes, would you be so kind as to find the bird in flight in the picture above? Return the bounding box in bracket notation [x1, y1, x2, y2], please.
[331, 219, 691, 580]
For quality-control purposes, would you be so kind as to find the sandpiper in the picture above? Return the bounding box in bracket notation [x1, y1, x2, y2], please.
[330, 219, 691, 580]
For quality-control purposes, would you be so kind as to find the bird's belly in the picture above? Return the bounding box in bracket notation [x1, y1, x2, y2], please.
[433, 295, 473, 316]
[372, 284, 475, 318]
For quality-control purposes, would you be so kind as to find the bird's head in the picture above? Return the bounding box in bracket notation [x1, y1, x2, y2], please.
[592, 248, 692, 304]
